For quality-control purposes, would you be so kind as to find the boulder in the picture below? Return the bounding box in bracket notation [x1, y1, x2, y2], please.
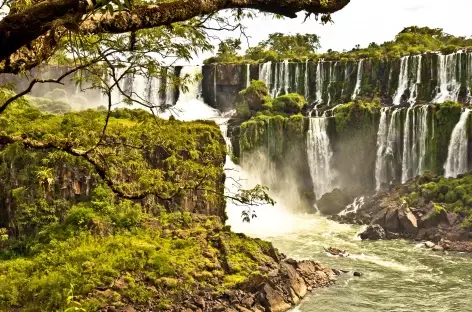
[359, 224, 386, 240]
[384, 208, 400, 232]
[371, 208, 388, 228]
[259, 284, 291, 312]
[317, 189, 353, 215]
[398, 208, 418, 235]
[424, 241, 435, 248]
[432, 245, 444, 252]
[419, 203, 441, 228]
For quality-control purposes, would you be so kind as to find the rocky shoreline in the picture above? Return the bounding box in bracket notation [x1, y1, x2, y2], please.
[100, 258, 338, 312]
[328, 173, 472, 253]
[173, 259, 337, 312]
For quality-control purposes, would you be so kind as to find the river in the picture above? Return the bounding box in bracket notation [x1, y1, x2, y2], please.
[226, 207, 472, 312]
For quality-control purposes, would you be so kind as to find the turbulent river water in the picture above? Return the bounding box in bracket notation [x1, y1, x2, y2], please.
[227, 208, 472, 312]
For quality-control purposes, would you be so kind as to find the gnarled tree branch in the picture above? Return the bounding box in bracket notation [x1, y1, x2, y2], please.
[0, 0, 350, 74]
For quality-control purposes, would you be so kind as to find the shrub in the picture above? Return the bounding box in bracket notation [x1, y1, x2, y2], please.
[272, 93, 306, 114]
[236, 103, 251, 119]
[237, 80, 270, 111]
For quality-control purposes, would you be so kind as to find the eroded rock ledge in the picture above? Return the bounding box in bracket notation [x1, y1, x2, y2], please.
[331, 172, 472, 253]
[176, 259, 336, 312]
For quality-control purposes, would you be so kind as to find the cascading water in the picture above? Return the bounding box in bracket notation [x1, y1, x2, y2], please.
[165, 68, 175, 105]
[444, 109, 471, 178]
[283, 60, 290, 95]
[246, 64, 251, 88]
[304, 60, 309, 101]
[408, 55, 422, 105]
[259, 62, 272, 94]
[374, 108, 390, 190]
[393, 56, 410, 105]
[433, 52, 461, 103]
[306, 117, 338, 199]
[160, 66, 219, 121]
[352, 59, 364, 100]
[401, 106, 430, 183]
[294, 62, 300, 94]
[315, 61, 324, 104]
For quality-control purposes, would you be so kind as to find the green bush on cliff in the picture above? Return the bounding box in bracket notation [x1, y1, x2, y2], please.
[0, 213, 277, 311]
[334, 100, 380, 134]
[237, 80, 271, 115]
[272, 93, 306, 114]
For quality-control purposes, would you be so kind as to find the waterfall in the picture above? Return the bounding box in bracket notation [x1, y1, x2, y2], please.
[304, 60, 309, 101]
[145, 76, 161, 106]
[408, 55, 422, 105]
[444, 109, 471, 178]
[283, 60, 290, 94]
[467, 53, 472, 103]
[401, 106, 430, 183]
[352, 59, 364, 100]
[401, 108, 413, 183]
[259, 62, 272, 93]
[393, 56, 409, 105]
[160, 66, 219, 121]
[327, 62, 336, 107]
[307, 117, 338, 199]
[417, 105, 429, 174]
[315, 61, 323, 103]
[375, 108, 402, 190]
[295, 63, 300, 94]
[375, 108, 390, 191]
[433, 52, 461, 103]
[246, 64, 251, 88]
[165, 67, 175, 105]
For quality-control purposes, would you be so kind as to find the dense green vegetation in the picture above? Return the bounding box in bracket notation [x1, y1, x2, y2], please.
[206, 26, 472, 64]
[0, 91, 284, 311]
[0, 212, 277, 311]
[235, 80, 307, 120]
[404, 172, 472, 228]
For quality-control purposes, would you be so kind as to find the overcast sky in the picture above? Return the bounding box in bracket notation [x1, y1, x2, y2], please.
[192, 0, 472, 63]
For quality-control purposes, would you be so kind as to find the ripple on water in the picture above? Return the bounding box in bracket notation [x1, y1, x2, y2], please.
[227, 211, 472, 312]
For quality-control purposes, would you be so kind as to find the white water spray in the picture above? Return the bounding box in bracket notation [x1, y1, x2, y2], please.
[444, 109, 471, 177]
[307, 117, 338, 199]
[352, 59, 364, 100]
[393, 56, 410, 105]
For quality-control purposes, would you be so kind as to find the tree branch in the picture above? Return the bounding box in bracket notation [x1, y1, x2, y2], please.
[0, 0, 350, 74]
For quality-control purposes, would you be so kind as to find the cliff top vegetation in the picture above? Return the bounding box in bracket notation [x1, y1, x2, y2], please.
[205, 26, 472, 64]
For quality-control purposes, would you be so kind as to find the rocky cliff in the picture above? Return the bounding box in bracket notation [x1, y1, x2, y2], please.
[204, 52, 472, 112]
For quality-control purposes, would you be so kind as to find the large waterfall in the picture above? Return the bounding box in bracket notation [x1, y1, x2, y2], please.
[351, 59, 364, 100]
[433, 52, 462, 103]
[307, 117, 338, 199]
[401, 106, 430, 183]
[444, 109, 471, 177]
[393, 56, 409, 105]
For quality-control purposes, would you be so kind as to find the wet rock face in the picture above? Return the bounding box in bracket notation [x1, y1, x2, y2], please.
[171, 259, 336, 312]
[317, 188, 354, 215]
[359, 224, 386, 240]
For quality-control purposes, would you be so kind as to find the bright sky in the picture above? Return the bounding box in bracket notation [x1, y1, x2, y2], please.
[193, 0, 472, 63]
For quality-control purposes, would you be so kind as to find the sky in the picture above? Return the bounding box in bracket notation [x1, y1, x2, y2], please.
[192, 0, 472, 63]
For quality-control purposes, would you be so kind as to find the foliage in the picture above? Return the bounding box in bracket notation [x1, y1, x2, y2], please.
[0, 99, 227, 246]
[334, 100, 381, 133]
[206, 26, 472, 65]
[404, 172, 472, 227]
[272, 93, 306, 114]
[0, 213, 278, 311]
[237, 80, 271, 113]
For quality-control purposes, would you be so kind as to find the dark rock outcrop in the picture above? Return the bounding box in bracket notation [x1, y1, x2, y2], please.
[317, 188, 354, 215]
[166, 259, 336, 312]
[359, 224, 386, 240]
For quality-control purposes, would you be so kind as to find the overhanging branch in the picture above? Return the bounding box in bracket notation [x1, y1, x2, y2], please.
[0, 0, 350, 74]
